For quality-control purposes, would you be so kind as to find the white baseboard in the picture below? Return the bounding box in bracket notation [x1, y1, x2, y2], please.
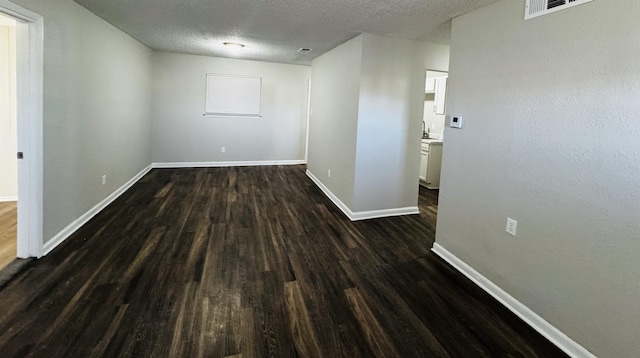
[350, 206, 419, 221]
[305, 170, 419, 221]
[0, 196, 18, 202]
[43, 164, 153, 256]
[152, 160, 306, 169]
[431, 243, 596, 358]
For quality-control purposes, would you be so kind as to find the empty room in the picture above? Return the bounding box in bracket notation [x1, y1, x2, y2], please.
[0, 0, 637, 357]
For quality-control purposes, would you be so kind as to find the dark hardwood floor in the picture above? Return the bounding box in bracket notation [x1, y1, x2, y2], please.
[0, 166, 567, 357]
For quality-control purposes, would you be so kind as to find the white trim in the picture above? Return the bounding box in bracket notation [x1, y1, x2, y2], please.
[306, 169, 354, 218]
[350, 206, 419, 221]
[0, 196, 18, 202]
[431, 243, 597, 358]
[304, 78, 311, 163]
[202, 114, 262, 118]
[306, 170, 419, 221]
[152, 160, 306, 169]
[1, 0, 45, 259]
[43, 165, 152, 256]
[0, 0, 40, 22]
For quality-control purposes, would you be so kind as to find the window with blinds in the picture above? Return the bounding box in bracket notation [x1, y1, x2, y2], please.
[204, 74, 262, 117]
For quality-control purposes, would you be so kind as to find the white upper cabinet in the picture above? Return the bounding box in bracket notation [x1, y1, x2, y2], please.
[425, 77, 436, 93]
[434, 77, 447, 115]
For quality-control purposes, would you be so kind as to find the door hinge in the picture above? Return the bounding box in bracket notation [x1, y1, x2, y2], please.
[17, 152, 24, 159]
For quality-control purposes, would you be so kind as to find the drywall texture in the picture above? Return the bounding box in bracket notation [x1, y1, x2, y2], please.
[438, 0, 640, 356]
[0, 24, 17, 199]
[309, 34, 450, 214]
[308, 35, 363, 209]
[416, 42, 449, 74]
[151, 52, 310, 164]
[11, 0, 153, 242]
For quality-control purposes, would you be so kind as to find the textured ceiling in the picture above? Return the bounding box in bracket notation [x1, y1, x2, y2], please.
[73, 0, 502, 65]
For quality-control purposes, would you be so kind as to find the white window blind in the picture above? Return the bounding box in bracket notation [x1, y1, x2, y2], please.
[205, 74, 262, 117]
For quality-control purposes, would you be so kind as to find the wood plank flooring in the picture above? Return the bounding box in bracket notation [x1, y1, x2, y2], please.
[0, 166, 567, 357]
[0, 201, 17, 270]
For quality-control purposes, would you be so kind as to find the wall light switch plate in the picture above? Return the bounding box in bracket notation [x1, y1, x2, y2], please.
[450, 116, 463, 128]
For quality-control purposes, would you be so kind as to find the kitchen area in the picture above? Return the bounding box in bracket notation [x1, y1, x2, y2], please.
[419, 70, 447, 189]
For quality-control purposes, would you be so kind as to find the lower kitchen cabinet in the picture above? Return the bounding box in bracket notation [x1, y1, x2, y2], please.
[419, 141, 443, 189]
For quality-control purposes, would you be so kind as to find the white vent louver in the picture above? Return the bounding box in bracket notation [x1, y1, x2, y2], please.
[525, 0, 594, 20]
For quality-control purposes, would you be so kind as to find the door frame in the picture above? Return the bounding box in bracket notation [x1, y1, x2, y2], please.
[0, 0, 43, 258]
[304, 78, 311, 163]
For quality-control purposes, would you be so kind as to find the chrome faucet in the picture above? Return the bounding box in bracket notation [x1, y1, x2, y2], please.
[422, 122, 429, 139]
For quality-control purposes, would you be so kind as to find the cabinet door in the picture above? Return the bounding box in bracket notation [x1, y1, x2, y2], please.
[426, 144, 443, 188]
[434, 78, 447, 115]
[420, 152, 429, 181]
[425, 77, 436, 93]
[434, 77, 447, 115]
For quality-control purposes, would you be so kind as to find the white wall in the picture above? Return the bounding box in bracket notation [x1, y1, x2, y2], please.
[309, 34, 450, 215]
[308, 36, 363, 208]
[438, 0, 640, 356]
[11, 0, 153, 242]
[352, 34, 427, 212]
[0, 23, 17, 200]
[152, 52, 310, 164]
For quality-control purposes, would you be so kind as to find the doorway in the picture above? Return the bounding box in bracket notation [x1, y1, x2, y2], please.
[0, 12, 17, 269]
[419, 70, 447, 190]
[0, 0, 44, 262]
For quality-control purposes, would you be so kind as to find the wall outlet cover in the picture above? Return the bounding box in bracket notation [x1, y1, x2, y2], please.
[506, 218, 518, 236]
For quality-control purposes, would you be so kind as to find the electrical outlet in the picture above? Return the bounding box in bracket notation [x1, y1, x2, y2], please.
[328, 169, 331, 177]
[506, 218, 518, 236]
[221, 147, 226, 153]
[101, 175, 107, 186]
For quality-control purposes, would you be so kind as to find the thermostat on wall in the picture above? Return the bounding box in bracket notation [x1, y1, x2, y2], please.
[449, 115, 463, 128]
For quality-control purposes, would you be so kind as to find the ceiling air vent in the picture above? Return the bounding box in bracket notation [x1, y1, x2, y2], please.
[525, 0, 594, 20]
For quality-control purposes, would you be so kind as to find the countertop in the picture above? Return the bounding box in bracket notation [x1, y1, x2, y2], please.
[422, 138, 443, 144]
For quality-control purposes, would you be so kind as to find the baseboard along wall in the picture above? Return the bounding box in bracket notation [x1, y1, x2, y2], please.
[431, 243, 597, 358]
[152, 160, 306, 168]
[43, 165, 153, 255]
[305, 170, 419, 221]
[42, 160, 307, 256]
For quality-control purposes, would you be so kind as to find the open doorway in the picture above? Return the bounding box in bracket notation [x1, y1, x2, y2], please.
[0, 12, 17, 269]
[419, 70, 447, 190]
[0, 0, 44, 263]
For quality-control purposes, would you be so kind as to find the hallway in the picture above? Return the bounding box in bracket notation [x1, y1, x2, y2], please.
[0, 166, 565, 357]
